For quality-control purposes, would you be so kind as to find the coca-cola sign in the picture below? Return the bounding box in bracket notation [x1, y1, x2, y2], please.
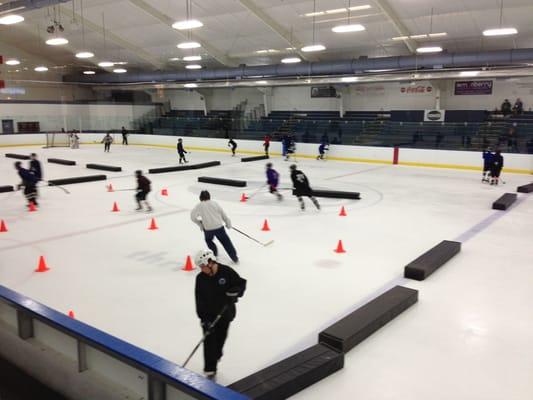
[400, 85, 433, 94]
[454, 80, 493, 95]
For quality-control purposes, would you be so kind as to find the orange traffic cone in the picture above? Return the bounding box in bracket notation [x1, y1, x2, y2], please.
[28, 202, 37, 212]
[240, 193, 248, 203]
[261, 219, 271, 231]
[111, 202, 120, 212]
[339, 206, 347, 217]
[35, 256, 50, 272]
[68, 310, 75, 319]
[334, 240, 346, 254]
[107, 184, 114, 192]
[161, 188, 168, 196]
[0, 220, 7, 233]
[181, 255, 195, 271]
[148, 218, 158, 230]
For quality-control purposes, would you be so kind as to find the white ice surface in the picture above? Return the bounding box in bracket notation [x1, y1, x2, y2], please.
[0, 144, 532, 399]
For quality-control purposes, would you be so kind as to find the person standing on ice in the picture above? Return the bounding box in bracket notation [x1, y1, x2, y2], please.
[14, 161, 39, 208]
[190, 190, 239, 263]
[29, 153, 43, 181]
[290, 164, 320, 211]
[266, 162, 283, 200]
[102, 132, 113, 152]
[177, 138, 188, 164]
[194, 249, 246, 380]
[135, 170, 153, 212]
[228, 138, 237, 156]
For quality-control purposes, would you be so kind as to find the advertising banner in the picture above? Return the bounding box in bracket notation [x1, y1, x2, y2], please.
[454, 80, 493, 95]
[424, 110, 446, 122]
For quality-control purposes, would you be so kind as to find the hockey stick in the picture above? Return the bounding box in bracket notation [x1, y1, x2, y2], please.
[44, 181, 70, 194]
[246, 184, 267, 200]
[182, 304, 229, 368]
[113, 188, 136, 191]
[232, 227, 274, 247]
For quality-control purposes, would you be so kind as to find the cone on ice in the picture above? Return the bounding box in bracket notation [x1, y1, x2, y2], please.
[68, 310, 75, 319]
[261, 219, 271, 231]
[339, 206, 347, 217]
[148, 218, 158, 230]
[240, 193, 248, 203]
[107, 184, 114, 192]
[0, 220, 7, 233]
[28, 202, 37, 212]
[181, 255, 195, 271]
[161, 188, 168, 196]
[35, 256, 50, 272]
[112, 202, 120, 212]
[334, 240, 346, 254]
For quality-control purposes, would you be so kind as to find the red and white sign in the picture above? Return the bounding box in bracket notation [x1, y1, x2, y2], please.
[400, 85, 433, 94]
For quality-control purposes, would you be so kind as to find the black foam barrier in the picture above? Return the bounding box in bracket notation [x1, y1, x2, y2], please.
[198, 176, 247, 187]
[5, 154, 30, 160]
[318, 286, 418, 353]
[148, 161, 221, 174]
[86, 163, 122, 172]
[241, 155, 269, 162]
[0, 185, 14, 193]
[404, 240, 461, 281]
[48, 175, 106, 186]
[292, 189, 360, 200]
[48, 158, 76, 166]
[517, 183, 533, 193]
[492, 193, 517, 210]
[228, 344, 343, 400]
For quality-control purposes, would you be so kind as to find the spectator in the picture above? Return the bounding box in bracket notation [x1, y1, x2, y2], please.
[501, 99, 512, 116]
[513, 98, 523, 115]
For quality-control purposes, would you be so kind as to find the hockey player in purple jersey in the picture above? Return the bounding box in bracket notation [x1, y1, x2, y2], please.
[266, 163, 283, 201]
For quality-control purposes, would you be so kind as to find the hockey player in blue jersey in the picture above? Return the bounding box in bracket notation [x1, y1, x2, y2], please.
[316, 142, 329, 160]
[482, 147, 494, 183]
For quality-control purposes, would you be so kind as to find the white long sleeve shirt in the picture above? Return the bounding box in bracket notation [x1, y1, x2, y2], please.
[190, 200, 232, 231]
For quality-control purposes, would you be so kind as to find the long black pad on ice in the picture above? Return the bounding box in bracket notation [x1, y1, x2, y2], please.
[404, 240, 461, 281]
[48, 175, 107, 186]
[148, 161, 221, 174]
[198, 176, 247, 187]
[5, 153, 30, 160]
[0, 185, 14, 193]
[318, 286, 418, 353]
[492, 193, 517, 210]
[86, 163, 122, 172]
[241, 155, 269, 162]
[292, 189, 360, 200]
[517, 183, 533, 193]
[228, 344, 343, 400]
[48, 158, 76, 166]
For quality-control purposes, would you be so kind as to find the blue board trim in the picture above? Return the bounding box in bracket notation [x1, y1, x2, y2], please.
[0, 284, 248, 400]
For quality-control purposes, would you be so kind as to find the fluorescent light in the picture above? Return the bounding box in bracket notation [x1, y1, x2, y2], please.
[410, 34, 428, 39]
[325, 8, 347, 14]
[177, 41, 201, 49]
[256, 49, 278, 53]
[341, 77, 359, 82]
[483, 28, 518, 37]
[301, 44, 326, 52]
[5, 59, 20, 65]
[172, 19, 203, 30]
[183, 55, 202, 61]
[34, 66, 48, 72]
[113, 68, 127, 73]
[349, 5, 372, 11]
[46, 37, 69, 46]
[255, 80, 268, 85]
[332, 24, 365, 33]
[184, 83, 198, 88]
[428, 32, 447, 37]
[281, 57, 301, 63]
[392, 36, 409, 41]
[0, 14, 24, 25]
[169, 57, 180, 61]
[304, 11, 325, 17]
[98, 61, 114, 67]
[76, 51, 94, 59]
[459, 71, 480, 77]
[416, 46, 443, 53]
[185, 64, 202, 69]
[83, 70, 95, 75]
[113, 61, 128, 65]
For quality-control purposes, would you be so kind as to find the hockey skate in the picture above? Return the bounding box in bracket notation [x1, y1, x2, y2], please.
[312, 198, 321, 210]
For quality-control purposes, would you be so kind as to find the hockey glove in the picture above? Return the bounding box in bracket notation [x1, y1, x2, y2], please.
[226, 290, 240, 304]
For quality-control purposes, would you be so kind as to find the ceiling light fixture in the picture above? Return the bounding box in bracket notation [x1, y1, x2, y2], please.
[428, 32, 447, 37]
[341, 77, 359, 82]
[255, 80, 268, 85]
[304, 11, 324, 17]
[183, 55, 202, 61]
[46, 37, 69, 46]
[332, 24, 365, 33]
[410, 34, 428, 39]
[349, 5, 371, 11]
[325, 8, 347, 14]
[483, 27, 517, 36]
[416, 46, 443, 53]
[0, 14, 24, 25]
[178, 41, 201, 49]
[5, 59, 20, 65]
[281, 57, 301, 63]
[392, 36, 409, 41]
[302, 44, 326, 52]
[76, 51, 94, 59]
[98, 61, 114, 67]
[459, 71, 481, 77]
[75, 1, 95, 61]
[113, 68, 127, 73]
[83, 70, 95, 75]
[184, 83, 198, 88]
[185, 64, 202, 69]
[169, 57, 180, 61]
[172, 19, 203, 30]
[34, 66, 48, 72]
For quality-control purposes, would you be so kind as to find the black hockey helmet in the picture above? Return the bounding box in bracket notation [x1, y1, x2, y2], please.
[289, 164, 297, 170]
[266, 162, 273, 168]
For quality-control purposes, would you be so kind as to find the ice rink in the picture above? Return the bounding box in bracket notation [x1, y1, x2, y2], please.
[1, 143, 532, 399]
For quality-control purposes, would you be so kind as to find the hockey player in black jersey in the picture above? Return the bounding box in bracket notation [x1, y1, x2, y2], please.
[289, 164, 320, 211]
[14, 161, 39, 207]
[490, 150, 504, 185]
[177, 138, 188, 164]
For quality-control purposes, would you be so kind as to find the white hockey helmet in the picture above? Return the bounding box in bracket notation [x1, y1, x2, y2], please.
[194, 249, 216, 267]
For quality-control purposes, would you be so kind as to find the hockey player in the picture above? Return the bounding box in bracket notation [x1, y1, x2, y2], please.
[490, 150, 504, 185]
[14, 161, 39, 207]
[121, 126, 128, 145]
[194, 249, 246, 380]
[177, 138, 188, 164]
[228, 138, 237, 156]
[191, 191, 239, 263]
[266, 163, 283, 201]
[316, 142, 329, 160]
[71, 132, 80, 149]
[482, 147, 494, 183]
[285, 135, 296, 161]
[29, 153, 43, 181]
[135, 170, 153, 211]
[289, 164, 320, 211]
[263, 134, 271, 156]
[102, 133, 113, 152]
